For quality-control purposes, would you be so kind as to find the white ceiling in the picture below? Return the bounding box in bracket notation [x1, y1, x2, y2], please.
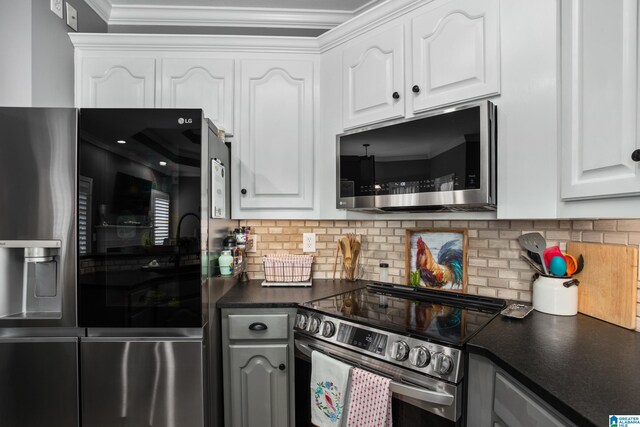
[85, 0, 386, 33]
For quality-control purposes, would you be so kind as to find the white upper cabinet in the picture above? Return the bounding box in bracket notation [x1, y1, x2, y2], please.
[342, 24, 405, 129]
[561, 0, 640, 200]
[79, 57, 156, 108]
[410, 0, 500, 114]
[160, 58, 234, 134]
[236, 59, 314, 211]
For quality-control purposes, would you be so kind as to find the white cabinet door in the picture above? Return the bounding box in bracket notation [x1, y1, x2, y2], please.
[561, 0, 640, 200]
[411, 0, 500, 113]
[160, 58, 234, 134]
[237, 59, 314, 210]
[79, 57, 155, 108]
[342, 24, 405, 129]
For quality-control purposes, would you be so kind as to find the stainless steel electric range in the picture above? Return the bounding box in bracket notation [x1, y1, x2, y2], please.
[294, 283, 506, 426]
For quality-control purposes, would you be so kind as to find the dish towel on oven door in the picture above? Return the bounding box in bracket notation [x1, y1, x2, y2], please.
[345, 368, 392, 427]
[311, 351, 352, 426]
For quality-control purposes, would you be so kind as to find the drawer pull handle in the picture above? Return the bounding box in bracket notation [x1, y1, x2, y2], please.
[279, 363, 286, 371]
[249, 322, 268, 331]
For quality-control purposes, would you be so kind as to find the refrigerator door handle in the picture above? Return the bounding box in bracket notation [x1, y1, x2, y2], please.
[81, 337, 202, 343]
[0, 240, 61, 248]
[0, 337, 78, 343]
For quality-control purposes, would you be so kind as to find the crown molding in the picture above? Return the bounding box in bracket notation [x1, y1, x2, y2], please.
[84, 0, 112, 24]
[84, 1, 354, 29]
[69, 33, 320, 54]
[74, 0, 428, 54]
[317, 0, 425, 52]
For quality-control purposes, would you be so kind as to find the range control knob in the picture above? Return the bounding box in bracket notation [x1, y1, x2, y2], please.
[408, 346, 431, 368]
[321, 321, 336, 338]
[295, 313, 308, 330]
[390, 341, 410, 361]
[308, 317, 322, 334]
[432, 353, 454, 375]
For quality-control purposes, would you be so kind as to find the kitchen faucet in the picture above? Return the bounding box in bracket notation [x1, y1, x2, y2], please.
[175, 212, 200, 268]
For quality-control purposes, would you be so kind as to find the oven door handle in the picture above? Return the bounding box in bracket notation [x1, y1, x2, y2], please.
[389, 381, 454, 406]
[295, 338, 455, 407]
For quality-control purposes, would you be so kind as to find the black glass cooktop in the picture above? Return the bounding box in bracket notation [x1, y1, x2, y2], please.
[301, 283, 506, 347]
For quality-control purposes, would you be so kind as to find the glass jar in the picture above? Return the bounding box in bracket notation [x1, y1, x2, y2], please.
[379, 262, 389, 282]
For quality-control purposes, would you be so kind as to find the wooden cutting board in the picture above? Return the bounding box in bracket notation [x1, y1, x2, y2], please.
[566, 242, 638, 329]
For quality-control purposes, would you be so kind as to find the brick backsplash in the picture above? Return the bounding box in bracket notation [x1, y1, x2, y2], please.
[239, 219, 640, 331]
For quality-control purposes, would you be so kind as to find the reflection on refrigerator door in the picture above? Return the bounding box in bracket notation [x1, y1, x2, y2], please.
[81, 338, 205, 427]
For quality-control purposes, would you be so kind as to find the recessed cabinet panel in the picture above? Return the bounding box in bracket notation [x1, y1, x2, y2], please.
[561, 0, 640, 199]
[411, 0, 500, 113]
[161, 58, 234, 134]
[343, 24, 405, 129]
[238, 59, 314, 209]
[80, 57, 156, 108]
[228, 344, 289, 427]
[493, 372, 566, 427]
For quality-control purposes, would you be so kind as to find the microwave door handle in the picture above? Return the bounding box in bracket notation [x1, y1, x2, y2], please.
[389, 381, 454, 407]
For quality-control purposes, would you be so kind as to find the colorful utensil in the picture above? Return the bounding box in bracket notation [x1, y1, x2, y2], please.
[543, 246, 563, 268]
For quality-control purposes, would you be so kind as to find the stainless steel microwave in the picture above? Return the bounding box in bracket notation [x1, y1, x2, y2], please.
[336, 100, 497, 212]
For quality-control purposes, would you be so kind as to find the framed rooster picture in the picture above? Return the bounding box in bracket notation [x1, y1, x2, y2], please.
[405, 229, 468, 292]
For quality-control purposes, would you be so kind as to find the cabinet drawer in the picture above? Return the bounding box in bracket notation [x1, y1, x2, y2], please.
[493, 372, 566, 427]
[228, 314, 289, 340]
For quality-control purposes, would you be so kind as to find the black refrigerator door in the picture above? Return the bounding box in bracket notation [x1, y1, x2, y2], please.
[78, 109, 204, 328]
[0, 338, 79, 427]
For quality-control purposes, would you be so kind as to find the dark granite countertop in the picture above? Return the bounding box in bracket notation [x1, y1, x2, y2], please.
[468, 311, 640, 427]
[216, 279, 366, 308]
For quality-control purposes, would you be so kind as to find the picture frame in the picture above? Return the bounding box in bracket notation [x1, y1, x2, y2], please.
[405, 229, 468, 292]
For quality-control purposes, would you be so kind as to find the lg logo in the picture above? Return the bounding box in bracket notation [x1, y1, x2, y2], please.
[178, 117, 193, 124]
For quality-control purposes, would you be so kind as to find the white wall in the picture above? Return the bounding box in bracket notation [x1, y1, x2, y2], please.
[0, 0, 107, 107]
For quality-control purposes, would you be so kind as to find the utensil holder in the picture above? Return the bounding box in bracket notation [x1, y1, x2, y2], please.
[532, 275, 578, 316]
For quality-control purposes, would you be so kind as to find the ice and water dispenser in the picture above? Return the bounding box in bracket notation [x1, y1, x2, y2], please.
[0, 240, 63, 319]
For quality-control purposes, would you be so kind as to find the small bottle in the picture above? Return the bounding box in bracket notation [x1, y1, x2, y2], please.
[379, 262, 389, 308]
[219, 250, 233, 277]
[379, 262, 389, 283]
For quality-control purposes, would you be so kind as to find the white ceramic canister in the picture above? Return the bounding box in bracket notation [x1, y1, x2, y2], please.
[532, 275, 578, 316]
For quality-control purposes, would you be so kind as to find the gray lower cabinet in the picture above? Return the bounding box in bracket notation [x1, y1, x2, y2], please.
[81, 338, 205, 427]
[222, 308, 296, 427]
[467, 354, 575, 427]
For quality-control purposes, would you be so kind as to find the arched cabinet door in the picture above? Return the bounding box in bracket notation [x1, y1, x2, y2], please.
[228, 344, 289, 427]
[342, 24, 405, 129]
[160, 58, 234, 134]
[236, 59, 314, 211]
[411, 0, 500, 113]
[79, 57, 156, 108]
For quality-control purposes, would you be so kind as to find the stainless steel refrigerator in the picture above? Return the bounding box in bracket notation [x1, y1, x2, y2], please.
[77, 109, 233, 427]
[0, 107, 81, 427]
[0, 107, 234, 427]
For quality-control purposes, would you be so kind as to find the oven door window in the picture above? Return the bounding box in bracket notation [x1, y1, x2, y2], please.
[339, 106, 481, 198]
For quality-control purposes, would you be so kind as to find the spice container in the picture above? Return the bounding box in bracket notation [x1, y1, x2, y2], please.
[379, 262, 389, 283]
